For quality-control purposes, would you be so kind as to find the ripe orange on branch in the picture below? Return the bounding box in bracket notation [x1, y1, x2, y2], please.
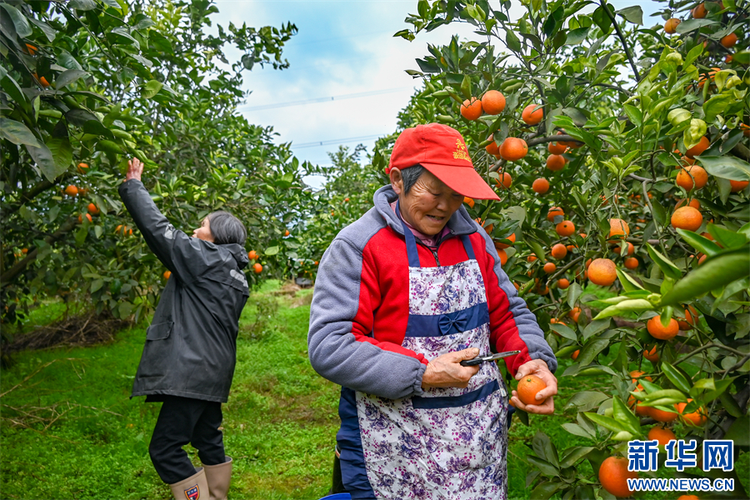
[78, 213, 92, 224]
[499, 137, 528, 161]
[547, 207, 564, 222]
[548, 142, 567, 155]
[496, 248, 508, 266]
[163, 270, 171, 280]
[543, 262, 556, 274]
[485, 137, 500, 156]
[608, 218, 630, 241]
[730, 179, 749, 192]
[496, 172, 512, 189]
[494, 233, 516, 249]
[671, 206, 703, 231]
[599, 456, 637, 498]
[521, 104, 544, 125]
[532, 178, 550, 194]
[650, 405, 679, 423]
[557, 278, 570, 289]
[647, 315, 679, 340]
[624, 257, 639, 269]
[676, 165, 708, 190]
[676, 399, 708, 426]
[675, 198, 700, 209]
[644, 345, 659, 362]
[481, 90, 506, 115]
[248, 250, 258, 260]
[253, 263, 263, 274]
[464, 197, 475, 208]
[546, 154, 566, 171]
[87, 203, 99, 216]
[721, 32, 738, 48]
[588, 259, 617, 286]
[460, 97, 482, 120]
[648, 427, 676, 447]
[551, 243, 567, 260]
[692, 3, 707, 18]
[686, 136, 710, 158]
[64, 185, 79, 197]
[664, 18, 681, 33]
[555, 220, 575, 237]
[517, 374, 547, 405]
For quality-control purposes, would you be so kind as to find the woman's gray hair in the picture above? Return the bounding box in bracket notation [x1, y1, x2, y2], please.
[401, 165, 426, 194]
[207, 211, 247, 245]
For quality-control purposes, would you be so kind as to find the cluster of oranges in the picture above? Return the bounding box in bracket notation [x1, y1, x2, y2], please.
[247, 250, 263, 274]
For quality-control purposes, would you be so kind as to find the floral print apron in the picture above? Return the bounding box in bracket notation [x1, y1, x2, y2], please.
[354, 216, 509, 499]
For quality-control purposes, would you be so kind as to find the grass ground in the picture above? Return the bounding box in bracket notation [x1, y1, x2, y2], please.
[1, 281, 747, 499]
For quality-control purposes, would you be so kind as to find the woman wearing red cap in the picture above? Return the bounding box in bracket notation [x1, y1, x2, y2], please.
[308, 123, 557, 499]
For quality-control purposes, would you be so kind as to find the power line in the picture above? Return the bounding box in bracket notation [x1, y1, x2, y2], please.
[238, 87, 411, 111]
[294, 134, 384, 149]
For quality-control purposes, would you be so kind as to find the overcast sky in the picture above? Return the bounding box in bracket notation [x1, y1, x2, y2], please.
[212, 0, 662, 182]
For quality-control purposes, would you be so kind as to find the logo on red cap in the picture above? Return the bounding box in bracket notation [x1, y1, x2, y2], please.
[453, 139, 471, 162]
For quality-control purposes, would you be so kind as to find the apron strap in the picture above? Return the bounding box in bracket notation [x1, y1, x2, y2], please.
[460, 234, 476, 260]
[396, 200, 421, 268]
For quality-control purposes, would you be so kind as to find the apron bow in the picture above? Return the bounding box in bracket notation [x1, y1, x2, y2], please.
[438, 312, 468, 335]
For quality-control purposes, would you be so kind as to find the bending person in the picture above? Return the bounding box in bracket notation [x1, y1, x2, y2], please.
[119, 158, 249, 500]
[308, 124, 558, 499]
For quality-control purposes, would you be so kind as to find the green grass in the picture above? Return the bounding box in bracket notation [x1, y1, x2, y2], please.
[1, 282, 747, 499]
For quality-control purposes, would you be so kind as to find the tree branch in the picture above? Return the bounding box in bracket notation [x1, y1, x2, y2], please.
[600, 1, 641, 81]
[0, 217, 78, 286]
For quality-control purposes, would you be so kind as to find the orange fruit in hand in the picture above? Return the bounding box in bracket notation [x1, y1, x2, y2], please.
[555, 220, 575, 237]
[532, 178, 550, 194]
[548, 142, 567, 155]
[671, 206, 703, 231]
[64, 185, 79, 197]
[730, 179, 749, 192]
[557, 278, 570, 289]
[721, 32, 738, 48]
[248, 250, 258, 260]
[624, 257, 638, 269]
[686, 136, 710, 158]
[644, 345, 659, 362]
[546, 154, 566, 171]
[522, 104, 544, 125]
[551, 243, 567, 260]
[481, 90, 506, 115]
[543, 262, 556, 274]
[464, 196, 475, 208]
[599, 456, 637, 498]
[253, 263, 263, 274]
[496, 172, 512, 189]
[87, 203, 99, 216]
[517, 374, 547, 406]
[460, 97, 482, 120]
[664, 18, 681, 33]
[676, 399, 707, 426]
[588, 258, 617, 286]
[547, 207, 564, 222]
[676, 165, 708, 190]
[499, 137, 528, 161]
[647, 315, 679, 340]
[648, 427, 676, 446]
[163, 270, 171, 280]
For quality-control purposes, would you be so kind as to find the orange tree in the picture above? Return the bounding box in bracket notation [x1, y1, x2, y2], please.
[0, 1, 313, 346]
[380, 0, 750, 497]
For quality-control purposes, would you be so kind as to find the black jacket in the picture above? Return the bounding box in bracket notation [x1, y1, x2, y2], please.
[119, 180, 249, 402]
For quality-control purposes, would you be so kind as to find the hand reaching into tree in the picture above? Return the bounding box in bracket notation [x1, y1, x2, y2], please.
[125, 158, 144, 182]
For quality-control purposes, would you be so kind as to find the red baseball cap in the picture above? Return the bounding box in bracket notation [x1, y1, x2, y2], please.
[387, 123, 500, 201]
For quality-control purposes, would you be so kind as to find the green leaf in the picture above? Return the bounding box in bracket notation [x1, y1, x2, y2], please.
[55, 69, 88, 89]
[724, 415, 750, 447]
[703, 93, 734, 122]
[697, 155, 750, 181]
[675, 18, 719, 34]
[0, 118, 41, 147]
[707, 223, 750, 249]
[616, 269, 644, 292]
[530, 482, 560, 499]
[506, 28, 522, 52]
[719, 391, 743, 417]
[90, 279, 104, 293]
[0, 72, 28, 110]
[526, 455, 559, 476]
[617, 6, 642, 24]
[661, 362, 692, 393]
[142, 79, 163, 99]
[650, 198, 667, 226]
[612, 396, 641, 435]
[676, 229, 723, 256]
[560, 447, 596, 468]
[566, 27, 589, 45]
[69, 0, 97, 10]
[584, 412, 630, 434]
[645, 243, 682, 280]
[577, 338, 610, 366]
[47, 138, 73, 173]
[26, 142, 66, 182]
[593, 299, 654, 320]
[460, 74, 471, 99]
[582, 319, 611, 340]
[567, 282, 583, 309]
[0, 4, 32, 37]
[683, 44, 704, 67]
[661, 247, 750, 306]
[264, 245, 280, 256]
[550, 323, 577, 341]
